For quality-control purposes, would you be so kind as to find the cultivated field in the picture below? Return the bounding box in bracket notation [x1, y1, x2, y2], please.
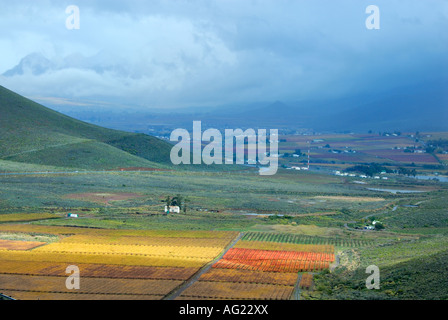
[177, 232, 335, 300]
[0, 155, 447, 300]
[0, 224, 237, 300]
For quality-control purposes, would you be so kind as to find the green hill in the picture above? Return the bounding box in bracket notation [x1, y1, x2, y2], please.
[0, 85, 173, 170]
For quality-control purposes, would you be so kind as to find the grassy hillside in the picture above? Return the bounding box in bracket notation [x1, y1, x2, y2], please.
[306, 234, 448, 300]
[0, 85, 172, 170]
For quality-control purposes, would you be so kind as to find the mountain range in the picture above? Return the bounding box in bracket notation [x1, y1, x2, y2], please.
[0, 85, 172, 170]
[3, 53, 448, 133]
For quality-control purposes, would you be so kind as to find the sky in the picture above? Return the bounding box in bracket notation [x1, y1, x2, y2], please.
[0, 0, 447, 110]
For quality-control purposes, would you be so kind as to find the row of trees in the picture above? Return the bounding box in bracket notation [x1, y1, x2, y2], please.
[346, 163, 392, 177]
[346, 163, 420, 177]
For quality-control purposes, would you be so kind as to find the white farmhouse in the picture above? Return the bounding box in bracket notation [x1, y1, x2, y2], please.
[164, 206, 180, 213]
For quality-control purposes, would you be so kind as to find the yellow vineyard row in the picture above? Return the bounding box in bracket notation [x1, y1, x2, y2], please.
[0, 213, 58, 222]
[234, 241, 334, 253]
[178, 281, 294, 300]
[59, 234, 232, 248]
[33, 242, 224, 259]
[0, 250, 209, 268]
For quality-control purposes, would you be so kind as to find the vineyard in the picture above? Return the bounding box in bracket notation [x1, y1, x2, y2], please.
[33, 242, 224, 259]
[177, 281, 294, 300]
[299, 273, 313, 290]
[0, 213, 60, 223]
[213, 247, 333, 273]
[223, 248, 334, 263]
[177, 232, 335, 300]
[198, 269, 298, 286]
[0, 239, 46, 250]
[0, 226, 338, 300]
[0, 224, 237, 300]
[242, 232, 374, 247]
[0, 224, 239, 239]
[0, 250, 210, 268]
[0, 274, 182, 296]
[58, 234, 232, 248]
[235, 240, 334, 253]
[0, 260, 199, 280]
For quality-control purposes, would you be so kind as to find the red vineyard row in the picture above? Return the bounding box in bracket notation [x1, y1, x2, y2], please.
[223, 248, 335, 262]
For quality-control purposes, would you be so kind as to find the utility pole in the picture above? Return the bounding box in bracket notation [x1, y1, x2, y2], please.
[307, 141, 310, 170]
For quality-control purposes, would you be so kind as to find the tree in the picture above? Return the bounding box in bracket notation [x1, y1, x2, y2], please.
[374, 222, 385, 230]
[165, 196, 171, 208]
[171, 194, 183, 211]
[426, 146, 436, 153]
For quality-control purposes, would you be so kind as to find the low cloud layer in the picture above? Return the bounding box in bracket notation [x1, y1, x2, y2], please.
[0, 0, 447, 109]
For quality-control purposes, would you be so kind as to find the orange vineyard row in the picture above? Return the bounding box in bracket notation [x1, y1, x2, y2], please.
[0, 260, 199, 280]
[199, 268, 298, 286]
[0, 290, 162, 300]
[213, 259, 330, 273]
[0, 274, 181, 296]
[178, 281, 294, 300]
[0, 239, 46, 250]
[299, 273, 313, 289]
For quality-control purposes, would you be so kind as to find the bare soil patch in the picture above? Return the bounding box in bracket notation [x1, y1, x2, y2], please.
[314, 196, 386, 202]
[65, 192, 145, 205]
[0, 239, 46, 250]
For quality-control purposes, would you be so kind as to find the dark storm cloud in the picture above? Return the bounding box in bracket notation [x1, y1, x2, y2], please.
[0, 0, 446, 109]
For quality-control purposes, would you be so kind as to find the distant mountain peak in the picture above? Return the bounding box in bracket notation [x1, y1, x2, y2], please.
[3, 52, 129, 78]
[3, 52, 54, 77]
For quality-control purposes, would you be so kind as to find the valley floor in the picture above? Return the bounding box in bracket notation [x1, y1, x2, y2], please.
[0, 166, 447, 300]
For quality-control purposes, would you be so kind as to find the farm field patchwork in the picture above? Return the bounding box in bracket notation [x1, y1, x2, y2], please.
[58, 234, 232, 248]
[0, 148, 447, 301]
[242, 232, 374, 247]
[213, 248, 333, 273]
[0, 290, 162, 300]
[0, 213, 60, 223]
[0, 239, 46, 250]
[299, 273, 313, 290]
[0, 224, 237, 300]
[0, 260, 199, 280]
[177, 281, 294, 300]
[177, 232, 335, 300]
[198, 269, 298, 286]
[0, 224, 239, 239]
[0, 274, 182, 296]
[64, 192, 146, 205]
[235, 240, 334, 253]
[279, 133, 444, 167]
